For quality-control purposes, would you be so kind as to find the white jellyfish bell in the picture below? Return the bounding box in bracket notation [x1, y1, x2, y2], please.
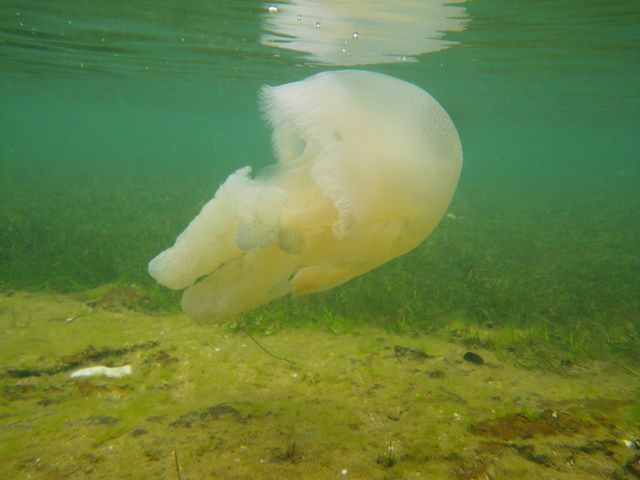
[148, 70, 462, 323]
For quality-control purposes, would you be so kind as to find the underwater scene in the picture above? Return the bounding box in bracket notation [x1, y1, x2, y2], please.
[1, 1, 639, 479]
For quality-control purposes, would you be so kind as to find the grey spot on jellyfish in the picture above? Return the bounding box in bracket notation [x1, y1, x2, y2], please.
[148, 70, 462, 324]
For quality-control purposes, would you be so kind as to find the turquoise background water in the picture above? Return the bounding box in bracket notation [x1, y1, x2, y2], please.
[1, 0, 638, 356]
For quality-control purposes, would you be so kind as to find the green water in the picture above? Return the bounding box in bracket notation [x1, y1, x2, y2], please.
[2, 0, 638, 356]
[0, 2, 639, 478]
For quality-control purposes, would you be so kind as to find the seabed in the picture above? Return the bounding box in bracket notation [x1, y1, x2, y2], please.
[1, 290, 638, 480]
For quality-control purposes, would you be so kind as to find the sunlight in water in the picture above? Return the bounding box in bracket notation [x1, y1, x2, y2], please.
[261, 0, 468, 66]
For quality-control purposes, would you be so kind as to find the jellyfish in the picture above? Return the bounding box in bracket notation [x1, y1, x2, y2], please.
[148, 70, 462, 323]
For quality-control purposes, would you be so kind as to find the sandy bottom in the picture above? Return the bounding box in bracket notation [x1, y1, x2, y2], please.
[0, 290, 638, 479]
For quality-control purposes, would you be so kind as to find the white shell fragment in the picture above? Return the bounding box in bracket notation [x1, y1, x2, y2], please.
[69, 365, 133, 379]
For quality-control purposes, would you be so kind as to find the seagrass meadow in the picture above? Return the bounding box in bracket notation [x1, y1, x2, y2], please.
[1, 1, 639, 479]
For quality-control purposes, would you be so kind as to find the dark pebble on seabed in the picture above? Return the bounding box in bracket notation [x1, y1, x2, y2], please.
[463, 351, 484, 365]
